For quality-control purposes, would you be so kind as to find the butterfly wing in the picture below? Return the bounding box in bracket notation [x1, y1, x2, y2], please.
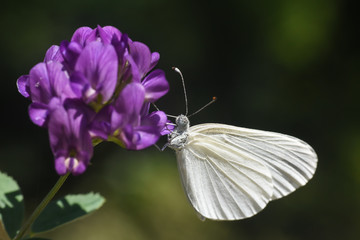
[176, 130, 274, 220]
[189, 123, 318, 200]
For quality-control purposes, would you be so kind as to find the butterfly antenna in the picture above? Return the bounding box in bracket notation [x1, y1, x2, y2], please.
[172, 67, 189, 116]
[152, 102, 161, 111]
[152, 102, 177, 119]
[188, 96, 217, 118]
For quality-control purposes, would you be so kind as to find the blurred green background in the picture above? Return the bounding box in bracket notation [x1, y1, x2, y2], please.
[1, 0, 359, 239]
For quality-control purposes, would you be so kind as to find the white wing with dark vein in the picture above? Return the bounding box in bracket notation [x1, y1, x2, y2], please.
[188, 123, 318, 200]
[176, 131, 274, 220]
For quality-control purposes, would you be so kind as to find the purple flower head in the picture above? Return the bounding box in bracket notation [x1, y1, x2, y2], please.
[16, 25, 170, 175]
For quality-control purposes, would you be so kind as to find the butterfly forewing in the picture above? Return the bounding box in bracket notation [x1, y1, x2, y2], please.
[176, 132, 274, 220]
[189, 123, 318, 200]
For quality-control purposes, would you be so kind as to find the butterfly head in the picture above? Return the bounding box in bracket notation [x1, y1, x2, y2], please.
[175, 114, 190, 132]
[166, 114, 190, 150]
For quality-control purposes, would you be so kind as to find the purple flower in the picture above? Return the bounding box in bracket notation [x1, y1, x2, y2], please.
[48, 99, 93, 175]
[16, 25, 170, 175]
[131, 110, 168, 149]
[124, 41, 169, 102]
[28, 61, 75, 104]
[126, 41, 161, 82]
[17, 61, 76, 127]
[108, 82, 168, 150]
[70, 41, 118, 106]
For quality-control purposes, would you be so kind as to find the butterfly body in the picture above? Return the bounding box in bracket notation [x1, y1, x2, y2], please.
[168, 114, 190, 150]
[168, 115, 318, 221]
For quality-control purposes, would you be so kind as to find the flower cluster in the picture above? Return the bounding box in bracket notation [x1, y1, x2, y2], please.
[17, 26, 170, 175]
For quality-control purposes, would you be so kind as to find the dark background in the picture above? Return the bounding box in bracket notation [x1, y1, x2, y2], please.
[1, 0, 359, 239]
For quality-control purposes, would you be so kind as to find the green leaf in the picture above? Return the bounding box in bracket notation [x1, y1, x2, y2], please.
[31, 192, 105, 233]
[0, 171, 24, 238]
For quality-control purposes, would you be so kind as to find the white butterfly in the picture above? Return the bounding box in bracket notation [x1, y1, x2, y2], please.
[165, 68, 318, 221]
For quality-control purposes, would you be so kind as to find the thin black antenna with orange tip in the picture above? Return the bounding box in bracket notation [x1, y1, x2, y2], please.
[188, 96, 217, 118]
[172, 67, 188, 116]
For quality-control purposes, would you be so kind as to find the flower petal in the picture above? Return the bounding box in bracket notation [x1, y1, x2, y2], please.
[90, 105, 113, 139]
[149, 52, 160, 70]
[110, 108, 125, 133]
[140, 102, 150, 117]
[60, 40, 82, 72]
[142, 69, 169, 102]
[48, 99, 93, 175]
[69, 71, 89, 99]
[72, 158, 87, 175]
[98, 25, 122, 44]
[29, 61, 75, 104]
[29, 63, 52, 103]
[129, 41, 151, 78]
[44, 45, 63, 63]
[120, 125, 139, 149]
[112, 33, 129, 66]
[55, 155, 67, 175]
[114, 82, 145, 122]
[126, 111, 168, 150]
[75, 41, 118, 103]
[127, 129, 159, 150]
[142, 110, 168, 132]
[161, 120, 175, 135]
[17, 75, 30, 98]
[71, 26, 93, 46]
[48, 103, 76, 150]
[48, 61, 76, 99]
[28, 102, 49, 127]
[122, 53, 141, 82]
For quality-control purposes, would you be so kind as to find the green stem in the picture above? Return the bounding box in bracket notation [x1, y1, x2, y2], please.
[13, 172, 70, 240]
